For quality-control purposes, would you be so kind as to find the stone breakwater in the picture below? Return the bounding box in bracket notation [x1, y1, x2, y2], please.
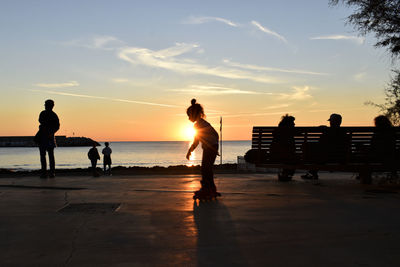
[0, 136, 100, 147]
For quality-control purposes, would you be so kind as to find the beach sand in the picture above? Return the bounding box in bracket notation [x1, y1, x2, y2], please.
[1, 172, 400, 266]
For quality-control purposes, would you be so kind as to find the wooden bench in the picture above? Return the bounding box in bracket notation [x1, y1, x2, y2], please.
[250, 126, 400, 183]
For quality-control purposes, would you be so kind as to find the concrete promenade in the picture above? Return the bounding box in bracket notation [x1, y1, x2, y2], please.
[1, 173, 400, 266]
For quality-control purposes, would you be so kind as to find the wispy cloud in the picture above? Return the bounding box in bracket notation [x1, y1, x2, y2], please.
[112, 78, 131, 83]
[111, 78, 168, 88]
[169, 84, 264, 95]
[171, 84, 311, 98]
[310, 35, 365, 44]
[183, 16, 239, 27]
[306, 108, 334, 113]
[306, 107, 367, 113]
[278, 86, 313, 100]
[63, 35, 125, 50]
[251, 20, 287, 43]
[93, 36, 123, 49]
[34, 81, 79, 88]
[30, 89, 180, 108]
[353, 72, 366, 82]
[223, 124, 253, 128]
[249, 86, 313, 100]
[208, 111, 297, 119]
[263, 104, 291, 110]
[118, 43, 282, 84]
[223, 59, 328, 76]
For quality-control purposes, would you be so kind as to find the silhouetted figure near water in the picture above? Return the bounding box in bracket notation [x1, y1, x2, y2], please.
[370, 115, 397, 177]
[271, 114, 296, 181]
[302, 113, 349, 180]
[36, 99, 60, 178]
[102, 142, 112, 175]
[186, 99, 220, 199]
[88, 143, 100, 177]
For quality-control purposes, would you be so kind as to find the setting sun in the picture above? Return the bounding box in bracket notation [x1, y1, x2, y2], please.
[182, 123, 196, 141]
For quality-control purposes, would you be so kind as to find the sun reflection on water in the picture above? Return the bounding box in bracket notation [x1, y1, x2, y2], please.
[186, 141, 200, 167]
[186, 151, 197, 167]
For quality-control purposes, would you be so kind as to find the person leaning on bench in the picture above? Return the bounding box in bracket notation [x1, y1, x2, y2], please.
[302, 113, 350, 180]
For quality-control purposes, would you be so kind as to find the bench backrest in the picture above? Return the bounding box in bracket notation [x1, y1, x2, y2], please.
[252, 126, 400, 161]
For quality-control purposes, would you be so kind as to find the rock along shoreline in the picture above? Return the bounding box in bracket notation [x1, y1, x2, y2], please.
[0, 163, 240, 177]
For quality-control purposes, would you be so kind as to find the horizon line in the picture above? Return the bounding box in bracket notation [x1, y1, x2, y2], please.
[0, 135, 251, 143]
[96, 139, 251, 143]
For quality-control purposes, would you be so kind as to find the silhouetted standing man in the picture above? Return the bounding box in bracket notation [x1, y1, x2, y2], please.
[37, 99, 60, 178]
[102, 142, 112, 176]
[88, 143, 101, 177]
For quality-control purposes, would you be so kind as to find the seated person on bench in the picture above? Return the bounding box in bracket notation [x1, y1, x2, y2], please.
[302, 113, 350, 180]
[270, 114, 296, 181]
[370, 115, 397, 177]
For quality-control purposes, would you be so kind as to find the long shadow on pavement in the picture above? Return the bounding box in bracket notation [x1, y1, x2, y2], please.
[193, 200, 246, 266]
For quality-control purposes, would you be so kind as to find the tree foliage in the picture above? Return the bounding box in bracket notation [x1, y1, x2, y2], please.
[367, 70, 400, 125]
[331, 0, 400, 125]
[330, 0, 400, 58]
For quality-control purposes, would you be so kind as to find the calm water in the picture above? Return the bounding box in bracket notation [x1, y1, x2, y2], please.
[0, 141, 251, 170]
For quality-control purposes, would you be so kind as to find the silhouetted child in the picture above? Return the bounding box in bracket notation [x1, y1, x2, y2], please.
[102, 142, 112, 176]
[88, 143, 100, 177]
[270, 114, 296, 181]
[186, 99, 220, 199]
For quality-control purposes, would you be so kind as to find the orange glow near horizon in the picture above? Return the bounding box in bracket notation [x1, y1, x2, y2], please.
[1, 94, 379, 142]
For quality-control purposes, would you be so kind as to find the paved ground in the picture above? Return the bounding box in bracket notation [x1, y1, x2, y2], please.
[1, 172, 400, 266]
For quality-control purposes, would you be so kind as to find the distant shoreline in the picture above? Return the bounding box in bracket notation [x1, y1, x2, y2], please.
[0, 163, 241, 177]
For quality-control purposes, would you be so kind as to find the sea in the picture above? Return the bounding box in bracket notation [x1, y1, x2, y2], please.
[0, 141, 251, 171]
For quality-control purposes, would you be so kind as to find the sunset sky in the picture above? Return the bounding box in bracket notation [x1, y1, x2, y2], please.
[0, 0, 394, 141]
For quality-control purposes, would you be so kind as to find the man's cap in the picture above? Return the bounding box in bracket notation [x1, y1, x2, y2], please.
[328, 113, 342, 121]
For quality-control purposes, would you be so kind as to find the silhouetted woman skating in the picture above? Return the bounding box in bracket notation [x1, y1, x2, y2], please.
[186, 99, 220, 199]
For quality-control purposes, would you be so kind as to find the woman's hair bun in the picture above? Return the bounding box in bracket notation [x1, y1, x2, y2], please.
[191, 99, 196, 105]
